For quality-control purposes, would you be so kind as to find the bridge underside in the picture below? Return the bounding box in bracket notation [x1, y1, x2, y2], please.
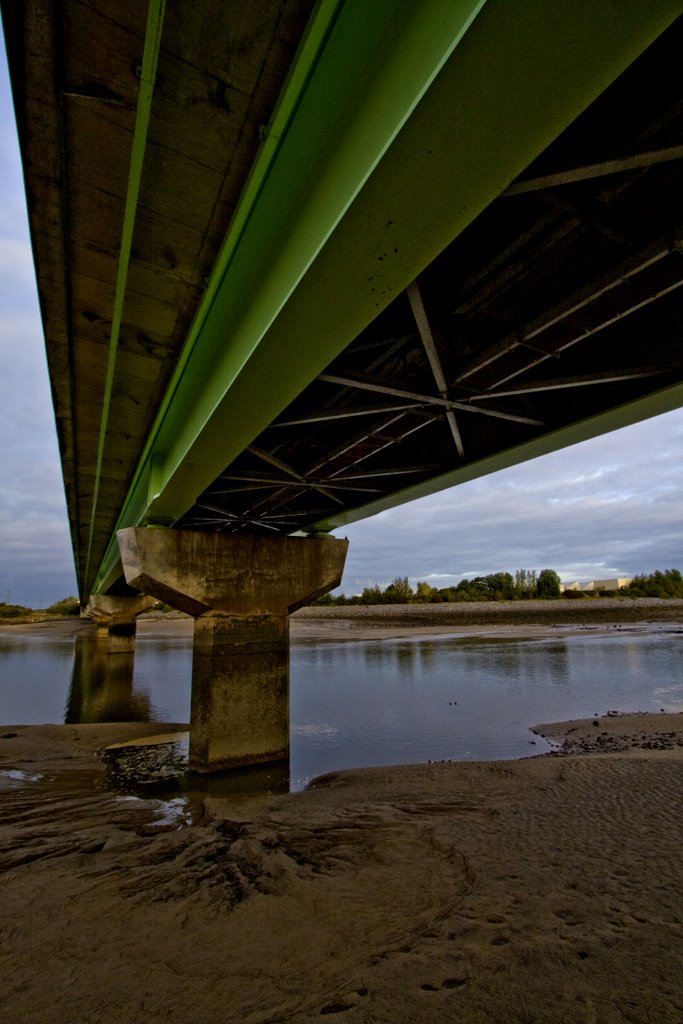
[183, 19, 683, 539]
[3, 2, 683, 598]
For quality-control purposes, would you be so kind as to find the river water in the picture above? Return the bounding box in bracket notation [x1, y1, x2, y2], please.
[1, 623, 681, 791]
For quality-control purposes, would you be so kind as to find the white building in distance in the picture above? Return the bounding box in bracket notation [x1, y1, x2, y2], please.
[561, 578, 632, 593]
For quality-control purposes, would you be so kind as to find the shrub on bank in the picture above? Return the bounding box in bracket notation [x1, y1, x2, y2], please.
[0, 601, 33, 618]
[621, 569, 683, 599]
[45, 596, 81, 616]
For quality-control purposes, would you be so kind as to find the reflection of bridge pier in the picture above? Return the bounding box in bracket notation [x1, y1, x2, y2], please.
[74, 591, 156, 723]
[117, 528, 347, 772]
[65, 633, 151, 724]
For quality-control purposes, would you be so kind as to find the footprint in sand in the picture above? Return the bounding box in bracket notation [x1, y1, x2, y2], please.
[319, 988, 369, 1015]
[420, 975, 468, 992]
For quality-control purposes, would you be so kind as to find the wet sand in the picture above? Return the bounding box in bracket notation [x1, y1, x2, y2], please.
[1, 739, 683, 1021]
[1, 609, 682, 1021]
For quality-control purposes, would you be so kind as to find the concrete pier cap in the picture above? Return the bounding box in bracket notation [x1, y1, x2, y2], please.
[85, 593, 156, 651]
[116, 527, 348, 771]
[86, 594, 156, 620]
[116, 528, 348, 616]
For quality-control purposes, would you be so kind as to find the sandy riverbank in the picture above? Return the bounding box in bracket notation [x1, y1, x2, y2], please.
[1, 711, 682, 1023]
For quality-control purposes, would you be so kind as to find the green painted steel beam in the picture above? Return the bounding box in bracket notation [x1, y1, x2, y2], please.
[135, 0, 489, 512]
[93, 0, 682, 593]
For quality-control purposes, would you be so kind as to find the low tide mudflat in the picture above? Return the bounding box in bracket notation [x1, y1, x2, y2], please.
[1, 602, 682, 1023]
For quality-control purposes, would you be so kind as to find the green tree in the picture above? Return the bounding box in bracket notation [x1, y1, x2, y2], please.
[536, 568, 561, 599]
[382, 576, 413, 603]
[453, 577, 488, 602]
[415, 581, 436, 602]
[514, 569, 538, 599]
[484, 572, 514, 600]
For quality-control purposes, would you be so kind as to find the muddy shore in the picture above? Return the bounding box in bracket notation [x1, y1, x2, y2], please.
[1, 715, 682, 1023]
[3, 595, 683, 644]
[1, 606, 682, 1022]
[293, 595, 683, 632]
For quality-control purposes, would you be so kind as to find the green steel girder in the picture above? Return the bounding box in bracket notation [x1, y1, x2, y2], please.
[93, 0, 682, 593]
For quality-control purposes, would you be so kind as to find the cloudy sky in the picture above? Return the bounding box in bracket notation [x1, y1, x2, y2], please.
[1, 40, 682, 608]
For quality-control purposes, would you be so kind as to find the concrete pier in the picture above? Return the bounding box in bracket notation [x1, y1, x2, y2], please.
[85, 594, 155, 652]
[117, 528, 348, 771]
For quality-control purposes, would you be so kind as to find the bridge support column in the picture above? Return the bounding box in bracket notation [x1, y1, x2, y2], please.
[117, 528, 348, 772]
[191, 612, 289, 770]
[85, 594, 155, 652]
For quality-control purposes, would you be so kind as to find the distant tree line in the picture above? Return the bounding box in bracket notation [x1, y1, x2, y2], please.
[1, 571, 681, 619]
[315, 568, 563, 605]
[315, 567, 683, 606]
[620, 569, 683, 599]
[0, 596, 80, 619]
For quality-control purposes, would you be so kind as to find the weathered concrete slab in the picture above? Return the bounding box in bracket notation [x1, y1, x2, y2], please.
[117, 528, 348, 617]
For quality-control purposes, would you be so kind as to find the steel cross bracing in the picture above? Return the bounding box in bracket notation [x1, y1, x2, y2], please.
[177, 224, 683, 534]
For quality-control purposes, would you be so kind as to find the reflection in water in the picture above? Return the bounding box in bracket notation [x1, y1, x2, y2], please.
[65, 635, 152, 723]
[290, 630, 683, 788]
[416, 642, 436, 671]
[101, 733, 289, 815]
[191, 760, 290, 800]
[0, 636, 75, 723]
[453, 637, 571, 687]
[349, 634, 574, 691]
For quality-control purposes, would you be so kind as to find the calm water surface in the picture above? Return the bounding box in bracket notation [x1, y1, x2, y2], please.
[1, 625, 681, 790]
